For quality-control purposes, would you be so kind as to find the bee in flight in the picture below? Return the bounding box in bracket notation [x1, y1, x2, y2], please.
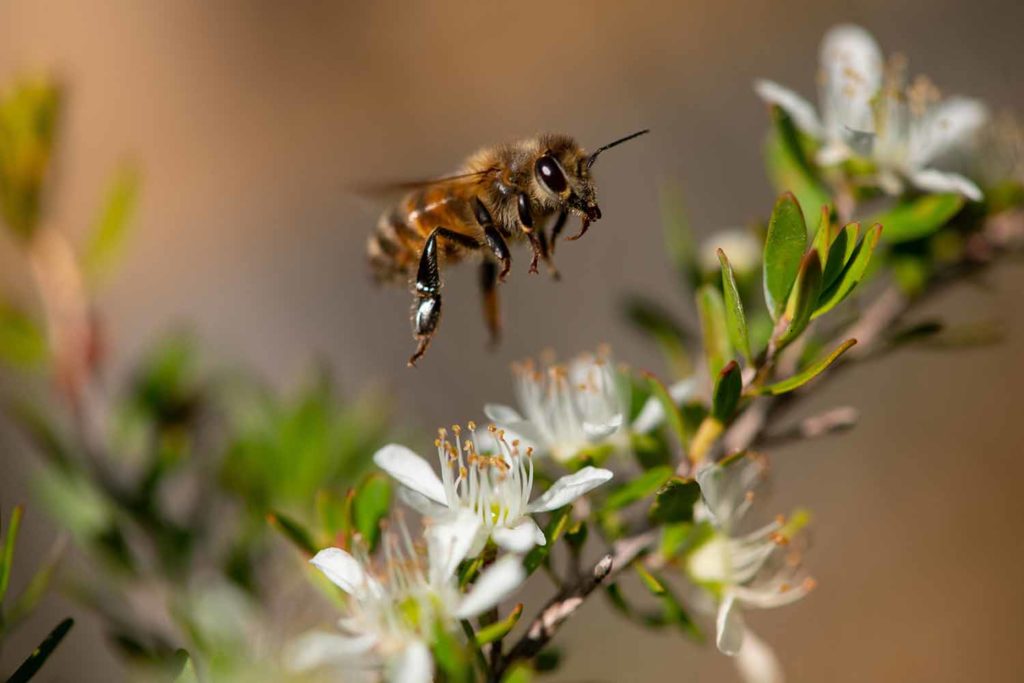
[367, 129, 649, 366]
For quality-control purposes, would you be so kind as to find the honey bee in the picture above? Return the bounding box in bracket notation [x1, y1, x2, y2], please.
[367, 129, 649, 366]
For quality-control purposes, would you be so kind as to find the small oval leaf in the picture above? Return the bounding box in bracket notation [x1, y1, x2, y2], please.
[763, 192, 808, 319]
[776, 250, 823, 349]
[711, 360, 742, 422]
[822, 223, 860, 290]
[813, 224, 882, 319]
[717, 250, 751, 364]
[869, 193, 963, 244]
[755, 339, 857, 395]
[696, 285, 731, 379]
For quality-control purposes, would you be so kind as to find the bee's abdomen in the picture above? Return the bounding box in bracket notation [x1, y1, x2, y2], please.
[368, 207, 423, 284]
[368, 187, 477, 285]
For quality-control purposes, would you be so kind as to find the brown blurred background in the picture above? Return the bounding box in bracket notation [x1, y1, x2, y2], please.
[1, 1, 1023, 680]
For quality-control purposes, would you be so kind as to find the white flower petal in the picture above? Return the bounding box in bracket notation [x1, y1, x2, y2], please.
[716, 594, 746, 656]
[397, 487, 450, 517]
[754, 80, 822, 138]
[492, 518, 546, 553]
[427, 509, 483, 583]
[909, 168, 983, 201]
[483, 403, 524, 423]
[819, 24, 882, 137]
[390, 639, 432, 683]
[373, 444, 448, 505]
[454, 555, 527, 619]
[310, 548, 366, 595]
[484, 404, 545, 450]
[735, 629, 784, 683]
[632, 377, 696, 433]
[526, 466, 614, 513]
[285, 630, 378, 672]
[911, 97, 988, 167]
[696, 455, 766, 530]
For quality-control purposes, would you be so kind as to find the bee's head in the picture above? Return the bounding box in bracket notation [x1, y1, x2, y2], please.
[531, 130, 648, 224]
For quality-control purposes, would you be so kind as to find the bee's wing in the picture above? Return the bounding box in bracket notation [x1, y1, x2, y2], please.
[352, 169, 498, 198]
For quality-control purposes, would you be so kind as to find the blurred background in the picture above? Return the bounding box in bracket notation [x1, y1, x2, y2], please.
[0, 0, 1022, 680]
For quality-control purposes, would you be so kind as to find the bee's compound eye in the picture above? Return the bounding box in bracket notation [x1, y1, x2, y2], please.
[535, 155, 567, 194]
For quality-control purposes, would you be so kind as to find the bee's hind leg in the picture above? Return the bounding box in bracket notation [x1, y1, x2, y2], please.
[479, 259, 502, 348]
[408, 226, 480, 367]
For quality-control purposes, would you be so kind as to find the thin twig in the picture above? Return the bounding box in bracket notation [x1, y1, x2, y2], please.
[496, 532, 655, 677]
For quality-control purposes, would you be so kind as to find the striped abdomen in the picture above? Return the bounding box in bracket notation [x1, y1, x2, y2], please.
[367, 184, 479, 285]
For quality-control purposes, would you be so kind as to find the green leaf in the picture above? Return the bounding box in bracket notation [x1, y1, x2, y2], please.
[501, 663, 534, 683]
[604, 466, 673, 512]
[352, 473, 392, 553]
[776, 250, 823, 349]
[756, 339, 857, 395]
[5, 535, 67, 630]
[1, 504, 24, 605]
[267, 510, 318, 556]
[648, 477, 700, 524]
[696, 285, 730, 378]
[316, 488, 352, 542]
[822, 223, 860, 290]
[8, 400, 72, 470]
[524, 506, 571, 574]
[868, 193, 963, 244]
[717, 250, 751, 364]
[171, 649, 199, 683]
[711, 361, 742, 423]
[7, 617, 74, 683]
[475, 603, 523, 645]
[764, 106, 830, 229]
[0, 302, 46, 369]
[434, 620, 474, 683]
[642, 372, 688, 448]
[813, 223, 882, 319]
[83, 165, 140, 284]
[763, 192, 808, 319]
[0, 78, 62, 240]
[810, 204, 832, 266]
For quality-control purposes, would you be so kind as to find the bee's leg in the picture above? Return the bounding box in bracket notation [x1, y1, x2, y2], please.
[408, 227, 480, 367]
[479, 259, 501, 347]
[548, 209, 569, 255]
[473, 197, 511, 281]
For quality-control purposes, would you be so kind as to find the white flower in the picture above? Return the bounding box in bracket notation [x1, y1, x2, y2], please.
[374, 425, 613, 553]
[756, 24, 987, 200]
[291, 512, 525, 683]
[484, 348, 627, 464]
[687, 455, 813, 676]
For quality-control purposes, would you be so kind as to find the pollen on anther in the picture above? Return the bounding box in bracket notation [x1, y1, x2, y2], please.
[467, 421, 477, 431]
[452, 424, 462, 435]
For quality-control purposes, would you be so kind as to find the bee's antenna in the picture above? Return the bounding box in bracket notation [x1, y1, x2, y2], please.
[587, 129, 650, 168]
